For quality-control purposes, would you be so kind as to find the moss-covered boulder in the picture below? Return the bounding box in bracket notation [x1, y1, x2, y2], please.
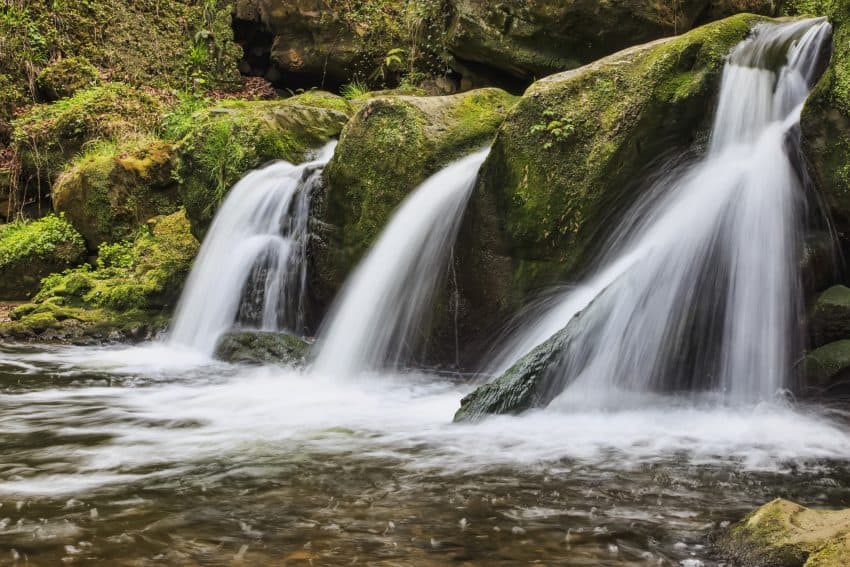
[447, 0, 778, 84]
[311, 87, 517, 308]
[717, 498, 850, 566]
[52, 138, 180, 249]
[801, 0, 850, 242]
[811, 285, 850, 347]
[174, 92, 353, 237]
[804, 340, 850, 392]
[0, 214, 86, 300]
[11, 83, 165, 189]
[453, 14, 769, 346]
[214, 330, 310, 365]
[35, 56, 100, 102]
[0, 210, 199, 343]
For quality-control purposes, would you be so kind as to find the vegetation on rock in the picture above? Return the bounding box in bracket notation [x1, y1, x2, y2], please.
[0, 210, 198, 341]
[0, 213, 85, 299]
[35, 56, 100, 102]
[717, 498, 850, 566]
[214, 330, 310, 365]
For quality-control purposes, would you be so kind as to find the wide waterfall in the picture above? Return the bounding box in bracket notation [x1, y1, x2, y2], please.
[313, 149, 489, 377]
[168, 142, 337, 355]
[491, 18, 833, 405]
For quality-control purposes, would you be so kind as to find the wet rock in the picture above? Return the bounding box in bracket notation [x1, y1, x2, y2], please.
[454, 14, 770, 353]
[214, 330, 310, 365]
[804, 340, 850, 393]
[811, 285, 850, 347]
[717, 498, 850, 566]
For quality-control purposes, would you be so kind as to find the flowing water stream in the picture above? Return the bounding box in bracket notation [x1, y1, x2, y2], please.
[1, 18, 849, 567]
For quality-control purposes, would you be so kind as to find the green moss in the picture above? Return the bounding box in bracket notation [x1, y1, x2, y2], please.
[174, 93, 353, 236]
[52, 136, 180, 249]
[0, 213, 86, 299]
[317, 88, 517, 293]
[1, 209, 198, 341]
[11, 82, 165, 187]
[35, 56, 100, 101]
[805, 340, 850, 386]
[476, 14, 766, 288]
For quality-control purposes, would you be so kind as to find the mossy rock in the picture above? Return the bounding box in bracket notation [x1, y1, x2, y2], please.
[716, 498, 850, 566]
[11, 82, 165, 188]
[0, 214, 86, 300]
[214, 330, 310, 365]
[311, 87, 517, 309]
[804, 340, 850, 392]
[454, 14, 770, 343]
[0, 210, 199, 343]
[801, 0, 850, 245]
[810, 285, 850, 347]
[52, 137, 181, 250]
[173, 92, 353, 238]
[35, 56, 100, 102]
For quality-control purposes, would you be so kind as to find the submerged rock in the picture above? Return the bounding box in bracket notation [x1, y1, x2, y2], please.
[174, 92, 353, 238]
[717, 498, 850, 566]
[52, 138, 180, 250]
[214, 330, 310, 365]
[311, 87, 517, 310]
[0, 215, 86, 300]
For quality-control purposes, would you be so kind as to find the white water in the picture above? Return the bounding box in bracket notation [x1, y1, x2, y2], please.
[168, 142, 336, 355]
[313, 149, 490, 377]
[489, 19, 832, 404]
[2, 344, 850, 497]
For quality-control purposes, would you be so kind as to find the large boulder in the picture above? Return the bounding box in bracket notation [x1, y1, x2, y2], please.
[453, 13, 769, 351]
[0, 214, 86, 300]
[804, 340, 850, 394]
[716, 498, 850, 566]
[173, 92, 353, 238]
[310, 88, 517, 312]
[810, 285, 850, 347]
[52, 138, 180, 250]
[801, 0, 850, 247]
[0, 210, 199, 343]
[447, 0, 778, 84]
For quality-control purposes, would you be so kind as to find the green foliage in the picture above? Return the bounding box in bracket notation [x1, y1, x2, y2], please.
[530, 109, 577, 150]
[340, 80, 371, 100]
[159, 92, 212, 142]
[0, 213, 84, 268]
[783, 0, 833, 15]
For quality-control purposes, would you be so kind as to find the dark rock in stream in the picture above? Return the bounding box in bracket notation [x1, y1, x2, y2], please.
[214, 330, 310, 366]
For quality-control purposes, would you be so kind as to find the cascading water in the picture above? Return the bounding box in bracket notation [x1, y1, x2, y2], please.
[490, 18, 832, 406]
[312, 149, 489, 377]
[168, 142, 336, 355]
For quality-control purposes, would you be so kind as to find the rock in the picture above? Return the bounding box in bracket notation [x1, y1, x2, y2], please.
[0, 214, 86, 300]
[0, 210, 198, 343]
[454, 14, 769, 346]
[11, 83, 165, 192]
[801, 0, 850, 247]
[173, 91, 353, 238]
[804, 340, 850, 393]
[52, 138, 180, 250]
[35, 56, 100, 101]
[811, 285, 850, 347]
[214, 330, 310, 365]
[717, 498, 850, 566]
[311, 88, 517, 312]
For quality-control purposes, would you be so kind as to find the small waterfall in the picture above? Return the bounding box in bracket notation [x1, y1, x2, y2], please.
[493, 19, 832, 405]
[313, 149, 489, 377]
[169, 142, 336, 355]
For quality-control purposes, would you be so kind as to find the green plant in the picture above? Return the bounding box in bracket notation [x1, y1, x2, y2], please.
[530, 109, 576, 150]
[340, 80, 370, 100]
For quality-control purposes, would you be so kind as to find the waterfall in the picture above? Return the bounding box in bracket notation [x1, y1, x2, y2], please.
[492, 19, 832, 405]
[312, 149, 489, 377]
[168, 142, 337, 355]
